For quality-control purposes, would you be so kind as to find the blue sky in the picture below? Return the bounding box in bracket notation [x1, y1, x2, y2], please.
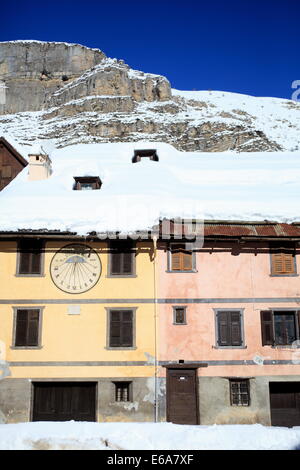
[1, 0, 299, 99]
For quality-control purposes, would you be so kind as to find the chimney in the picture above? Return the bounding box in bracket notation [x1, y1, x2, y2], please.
[28, 152, 52, 181]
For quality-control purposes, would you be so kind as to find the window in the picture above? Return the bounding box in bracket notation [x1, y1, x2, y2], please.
[230, 379, 250, 406]
[17, 239, 43, 275]
[107, 309, 135, 348]
[14, 308, 41, 347]
[270, 243, 296, 276]
[173, 306, 187, 325]
[114, 382, 131, 402]
[109, 240, 135, 276]
[261, 310, 300, 346]
[73, 176, 102, 190]
[132, 149, 159, 163]
[169, 243, 194, 272]
[216, 310, 243, 347]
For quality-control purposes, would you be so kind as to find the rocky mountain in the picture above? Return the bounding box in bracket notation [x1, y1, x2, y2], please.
[0, 40, 299, 152]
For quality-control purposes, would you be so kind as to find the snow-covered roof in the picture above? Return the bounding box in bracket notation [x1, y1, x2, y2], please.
[0, 141, 299, 236]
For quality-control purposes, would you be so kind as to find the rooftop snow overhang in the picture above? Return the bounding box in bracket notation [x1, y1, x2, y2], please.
[1, 220, 300, 242]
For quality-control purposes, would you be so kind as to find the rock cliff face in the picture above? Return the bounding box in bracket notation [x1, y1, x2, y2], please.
[0, 40, 299, 152]
[0, 41, 106, 114]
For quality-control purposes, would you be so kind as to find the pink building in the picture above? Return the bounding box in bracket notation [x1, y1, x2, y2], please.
[156, 221, 300, 427]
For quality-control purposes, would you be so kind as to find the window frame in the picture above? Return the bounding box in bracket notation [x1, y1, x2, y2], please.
[166, 242, 197, 273]
[15, 238, 45, 277]
[11, 307, 44, 349]
[173, 306, 187, 325]
[73, 176, 102, 191]
[214, 308, 246, 349]
[105, 307, 137, 350]
[269, 244, 298, 277]
[113, 381, 132, 402]
[107, 240, 137, 278]
[229, 378, 250, 407]
[261, 308, 300, 347]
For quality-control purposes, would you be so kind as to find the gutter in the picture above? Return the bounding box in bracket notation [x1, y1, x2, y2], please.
[152, 235, 159, 422]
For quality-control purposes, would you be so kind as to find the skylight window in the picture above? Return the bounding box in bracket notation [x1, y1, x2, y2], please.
[73, 176, 102, 191]
[132, 149, 159, 163]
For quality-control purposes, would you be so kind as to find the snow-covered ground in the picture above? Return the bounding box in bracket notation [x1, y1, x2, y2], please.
[0, 422, 299, 450]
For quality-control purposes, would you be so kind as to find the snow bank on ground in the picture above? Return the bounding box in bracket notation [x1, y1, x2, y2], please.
[0, 141, 299, 235]
[0, 422, 300, 450]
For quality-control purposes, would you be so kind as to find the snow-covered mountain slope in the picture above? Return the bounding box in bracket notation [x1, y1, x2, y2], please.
[0, 41, 299, 152]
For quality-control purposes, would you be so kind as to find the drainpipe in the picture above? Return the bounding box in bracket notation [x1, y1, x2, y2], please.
[152, 235, 158, 422]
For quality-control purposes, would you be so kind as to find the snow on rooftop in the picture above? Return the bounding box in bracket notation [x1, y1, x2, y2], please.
[0, 141, 299, 235]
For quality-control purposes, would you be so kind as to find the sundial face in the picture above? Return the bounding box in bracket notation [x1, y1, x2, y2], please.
[50, 244, 101, 294]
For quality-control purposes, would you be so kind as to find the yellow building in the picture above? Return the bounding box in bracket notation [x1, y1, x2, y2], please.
[0, 235, 158, 423]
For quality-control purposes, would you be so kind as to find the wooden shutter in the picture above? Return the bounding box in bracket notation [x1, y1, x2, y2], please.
[110, 310, 121, 347]
[171, 244, 193, 271]
[19, 239, 42, 274]
[109, 310, 133, 347]
[217, 311, 230, 346]
[110, 242, 133, 275]
[122, 252, 133, 274]
[27, 310, 40, 346]
[261, 310, 274, 345]
[121, 310, 133, 347]
[271, 252, 295, 275]
[171, 248, 182, 271]
[15, 309, 39, 346]
[230, 311, 242, 346]
[217, 311, 242, 346]
[183, 251, 193, 271]
[15, 309, 28, 346]
[111, 252, 122, 274]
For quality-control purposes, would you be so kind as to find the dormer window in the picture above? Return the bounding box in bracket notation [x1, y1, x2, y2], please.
[73, 176, 102, 191]
[132, 149, 159, 163]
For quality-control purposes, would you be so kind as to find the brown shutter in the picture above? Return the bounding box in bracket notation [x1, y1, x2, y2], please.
[230, 311, 242, 346]
[31, 247, 42, 274]
[217, 312, 230, 346]
[183, 251, 193, 271]
[19, 239, 42, 274]
[110, 310, 121, 347]
[15, 309, 28, 346]
[170, 244, 193, 271]
[27, 310, 39, 346]
[121, 310, 133, 347]
[19, 251, 31, 274]
[110, 241, 133, 275]
[111, 252, 122, 274]
[261, 310, 274, 345]
[171, 251, 182, 271]
[15, 309, 39, 346]
[122, 252, 133, 274]
[283, 253, 295, 274]
[271, 252, 295, 275]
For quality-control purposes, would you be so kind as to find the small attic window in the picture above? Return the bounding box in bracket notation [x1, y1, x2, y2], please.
[132, 149, 159, 163]
[73, 176, 102, 191]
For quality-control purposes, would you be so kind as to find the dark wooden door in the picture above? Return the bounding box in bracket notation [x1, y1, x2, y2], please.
[167, 369, 199, 425]
[270, 382, 300, 427]
[32, 382, 96, 422]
